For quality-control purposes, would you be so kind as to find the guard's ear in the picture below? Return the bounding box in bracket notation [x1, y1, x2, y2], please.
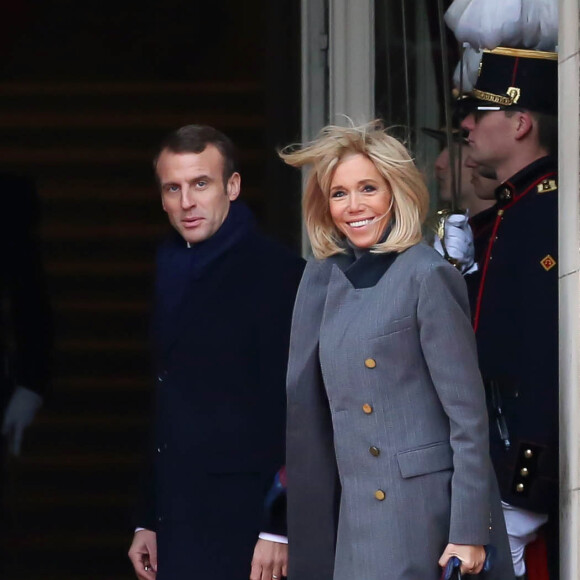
[514, 110, 534, 141]
[226, 172, 241, 201]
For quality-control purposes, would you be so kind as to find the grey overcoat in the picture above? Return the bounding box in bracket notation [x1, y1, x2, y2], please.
[286, 243, 513, 580]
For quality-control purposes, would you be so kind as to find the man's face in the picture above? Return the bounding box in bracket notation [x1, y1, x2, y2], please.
[461, 110, 514, 170]
[465, 156, 499, 200]
[434, 144, 482, 204]
[156, 146, 240, 244]
[434, 146, 452, 202]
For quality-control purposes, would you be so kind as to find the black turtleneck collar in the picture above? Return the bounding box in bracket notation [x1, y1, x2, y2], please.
[330, 227, 399, 289]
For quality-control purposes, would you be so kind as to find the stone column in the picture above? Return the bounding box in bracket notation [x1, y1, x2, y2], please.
[558, 1, 580, 579]
[328, 0, 374, 124]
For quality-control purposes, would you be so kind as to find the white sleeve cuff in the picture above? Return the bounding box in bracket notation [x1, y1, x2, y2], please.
[258, 532, 288, 544]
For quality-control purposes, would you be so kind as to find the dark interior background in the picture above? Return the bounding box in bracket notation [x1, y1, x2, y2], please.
[0, 2, 301, 578]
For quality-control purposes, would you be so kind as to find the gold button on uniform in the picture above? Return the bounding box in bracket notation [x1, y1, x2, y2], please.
[520, 467, 529, 477]
[362, 404, 373, 414]
[524, 449, 533, 459]
[369, 446, 380, 457]
[516, 483, 525, 493]
[365, 358, 376, 369]
[374, 490, 386, 501]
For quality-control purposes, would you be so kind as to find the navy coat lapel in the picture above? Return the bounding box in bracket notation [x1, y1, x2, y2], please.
[153, 202, 255, 361]
[152, 238, 197, 360]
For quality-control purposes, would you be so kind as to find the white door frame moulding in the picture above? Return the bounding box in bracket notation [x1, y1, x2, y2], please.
[328, 0, 374, 124]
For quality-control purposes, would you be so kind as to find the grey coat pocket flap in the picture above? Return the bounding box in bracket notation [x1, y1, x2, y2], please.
[396, 441, 453, 479]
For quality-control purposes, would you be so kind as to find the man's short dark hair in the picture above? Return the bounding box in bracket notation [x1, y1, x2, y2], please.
[504, 109, 558, 157]
[534, 112, 558, 157]
[154, 125, 238, 185]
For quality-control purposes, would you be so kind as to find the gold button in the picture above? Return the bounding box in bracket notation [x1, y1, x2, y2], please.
[362, 404, 373, 414]
[516, 483, 525, 493]
[524, 449, 533, 459]
[520, 467, 529, 477]
[369, 446, 380, 457]
[374, 490, 386, 501]
[365, 358, 376, 369]
[497, 209, 504, 217]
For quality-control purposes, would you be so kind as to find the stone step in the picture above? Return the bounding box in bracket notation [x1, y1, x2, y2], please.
[39, 180, 261, 202]
[0, 111, 265, 130]
[46, 260, 153, 276]
[0, 144, 265, 167]
[56, 374, 149, 388]
[54, 300, 149, 313]
[51, 344, 150, 378]
[16, 452, 143, 470]
[42, 223, 165, 240]
[0, 79, 262, 100]
[54, 312, 149, 344]
[3, 531, 134, 579]
[10, 458, 143, 498]
[46, 270, 154, 303]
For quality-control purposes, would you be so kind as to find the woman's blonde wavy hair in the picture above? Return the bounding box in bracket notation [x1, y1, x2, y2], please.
[279, 120, 429, 259]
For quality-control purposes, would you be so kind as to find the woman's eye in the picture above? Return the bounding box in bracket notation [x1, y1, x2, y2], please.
[362, 184, 376, 193]
[330, 190, 346, 199]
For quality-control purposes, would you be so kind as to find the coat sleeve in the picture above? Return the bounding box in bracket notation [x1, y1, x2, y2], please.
[256, 254, 305, 536]
[417, 261, 491, 546]
[5, 176, 53, 397]
[286, 259, 340, 579]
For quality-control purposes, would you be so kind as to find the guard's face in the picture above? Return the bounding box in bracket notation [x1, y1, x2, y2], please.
[157, 146, 240, 244]
[461, 110, 515, 174]
[329, 153, 393, 249]
[435, 144, 490, 205]
[434, 147, 452, 202]
[465, 156, 499, 201]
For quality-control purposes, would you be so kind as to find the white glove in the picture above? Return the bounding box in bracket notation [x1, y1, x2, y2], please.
[434, 213, 477, 275]
[2, 386, 43, 456]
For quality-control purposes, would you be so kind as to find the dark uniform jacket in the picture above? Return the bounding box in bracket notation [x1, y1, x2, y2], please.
[138, 201, 304, 580]
[467, 156, 558, 513]
[466, 205, 498, 316]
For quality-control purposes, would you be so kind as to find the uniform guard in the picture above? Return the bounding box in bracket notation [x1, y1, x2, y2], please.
[457, 47, 559, 580]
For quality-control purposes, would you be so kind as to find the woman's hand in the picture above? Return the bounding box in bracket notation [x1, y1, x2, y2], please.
[438, 543, 486, 575]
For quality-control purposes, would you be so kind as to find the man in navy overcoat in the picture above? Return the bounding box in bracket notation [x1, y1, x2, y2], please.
[128, 125, 304, 580]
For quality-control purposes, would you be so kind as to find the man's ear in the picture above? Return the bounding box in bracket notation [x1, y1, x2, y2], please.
[227, 172, 241, 201]
[514, 111, 534, 141]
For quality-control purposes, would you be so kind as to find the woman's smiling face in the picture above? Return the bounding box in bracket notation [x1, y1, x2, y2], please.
[328, 153, 393, 248]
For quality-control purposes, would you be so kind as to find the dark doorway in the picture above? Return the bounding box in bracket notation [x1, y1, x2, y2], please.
[0, 3, 301, 578]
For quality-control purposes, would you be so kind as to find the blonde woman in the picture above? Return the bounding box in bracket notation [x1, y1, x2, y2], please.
[280, 121, 513, 580]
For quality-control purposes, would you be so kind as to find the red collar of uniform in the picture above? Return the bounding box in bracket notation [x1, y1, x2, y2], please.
[493, 156, 557, 209]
